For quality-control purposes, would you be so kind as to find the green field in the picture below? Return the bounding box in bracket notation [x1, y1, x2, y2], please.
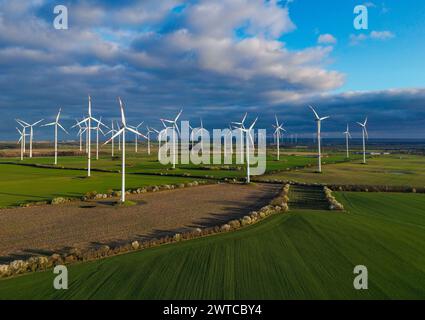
[0, 164, 196, 207]
[0, 150, 356, 207]
[0, 150, 355, 178]
[1, 192, 424, 299]
[262, 155, 425, 187]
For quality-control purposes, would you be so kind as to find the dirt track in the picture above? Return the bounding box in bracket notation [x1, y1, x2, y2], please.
[0, 183, 281, 262]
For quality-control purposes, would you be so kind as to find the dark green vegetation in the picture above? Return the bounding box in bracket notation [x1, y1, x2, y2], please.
[288, 185, 329, 210]
[1, 192, 424, 299]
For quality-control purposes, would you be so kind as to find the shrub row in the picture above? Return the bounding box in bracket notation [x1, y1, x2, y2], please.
[81, 180, 211, 200]
[0, 183, 290, 279]
[258, 180, 424, 195]
[18, 180, 211, 207]
[327, 184, 425, 194]
[324, 187, 344, 211]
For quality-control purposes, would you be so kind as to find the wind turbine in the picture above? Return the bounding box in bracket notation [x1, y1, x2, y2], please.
[74, 96, 103, 177]
[16, 127, 29, 160]
[309, 105, 330, 173]
[74, 119, 88, 152]
[116, 120, 122, 151]
[15, 120, 28, 154]
[272, 115, 286, 161]
[232, 113, 247, 160]
[357, 117, 368, 164]
[104, 98, 147, 203]
[106, 120, 118, 157]
[193, 118, 208, 154]
[160, 110, 182, 169]
[95, 117, 108, 160]
[131, 122, 144, 153]
[236, 117, 257, 183]
[41, 108, 68, 165]
[146, 126, 156, 155]
[16, 119, 44, 158]
[343, 124, 352, 159]
[224, 124, 233, 157]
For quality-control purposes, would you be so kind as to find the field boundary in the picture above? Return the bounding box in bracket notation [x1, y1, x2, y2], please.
[255, 178, 425, 194]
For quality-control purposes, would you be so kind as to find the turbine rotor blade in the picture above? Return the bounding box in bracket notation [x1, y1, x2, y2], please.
[309, 105, 320, 120]
[104, 128, 125, 145]
[57, 123, 69, 134]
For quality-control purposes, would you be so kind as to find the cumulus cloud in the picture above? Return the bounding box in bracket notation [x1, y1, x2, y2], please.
[318, 34, 337, 45]
[350, 30, 395, 45]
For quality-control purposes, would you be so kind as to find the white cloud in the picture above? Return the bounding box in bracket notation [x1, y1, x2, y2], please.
[0, 0, 346, 120]
[370, 30, 395, 40]
[317, 34, 337, 45]
[350, 30, 395, 45]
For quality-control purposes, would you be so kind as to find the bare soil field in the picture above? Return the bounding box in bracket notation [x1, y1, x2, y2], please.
[0, 183, 281, 262]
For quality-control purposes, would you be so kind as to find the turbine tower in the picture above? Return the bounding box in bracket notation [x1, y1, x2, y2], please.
[41, 108, 68, 165]
[357, 117, 368, 164]
[343, 124, 352, 159]
[309, 105, 330, 173]
[234, 117, 257, 183]
[104, 98, 147, 203]
[272, 115, 286, 161]
[146, 126, 156, 155]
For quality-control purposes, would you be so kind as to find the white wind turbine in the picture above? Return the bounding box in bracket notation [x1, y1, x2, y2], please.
[343, 124, 352, 159]
[224, 124, 233, 157]
[193, 118, 208, 154]
[41, 108, 68, 165]
[16, 127, 29, 160]
[234, 117, 258, 183]
[232, 113, 247, 160]
[117, 120, 122, 151]
[15, 120, 28, 154]
[16, 119, 44, 158]
[74, 119, 85, 152]
[104, 98, 147, 203]
[160, 110, 182, 169]
[146, 126, 156, 155]
[149, 127, 161, 159]
[357, 117, 368, 164]
[95, 117, 108, 160]
[74, 96, 103, 177]
[131, 122, 144, 153]
[106, 120, 118, 157]
[272, 115, 286, 161]
[309, 105, 330, 173]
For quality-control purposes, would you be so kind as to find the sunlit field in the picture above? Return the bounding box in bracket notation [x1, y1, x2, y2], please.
[262, 155, 425, 187]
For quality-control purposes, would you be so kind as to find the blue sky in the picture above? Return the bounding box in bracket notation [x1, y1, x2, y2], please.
[0, 0, 424, 139]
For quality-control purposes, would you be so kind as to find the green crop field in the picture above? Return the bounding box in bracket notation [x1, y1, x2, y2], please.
[1, 191, 424, 299]
[262, 155, 425, 187]
[0, 163, 197, 207]
[0, 149, 356, 179]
